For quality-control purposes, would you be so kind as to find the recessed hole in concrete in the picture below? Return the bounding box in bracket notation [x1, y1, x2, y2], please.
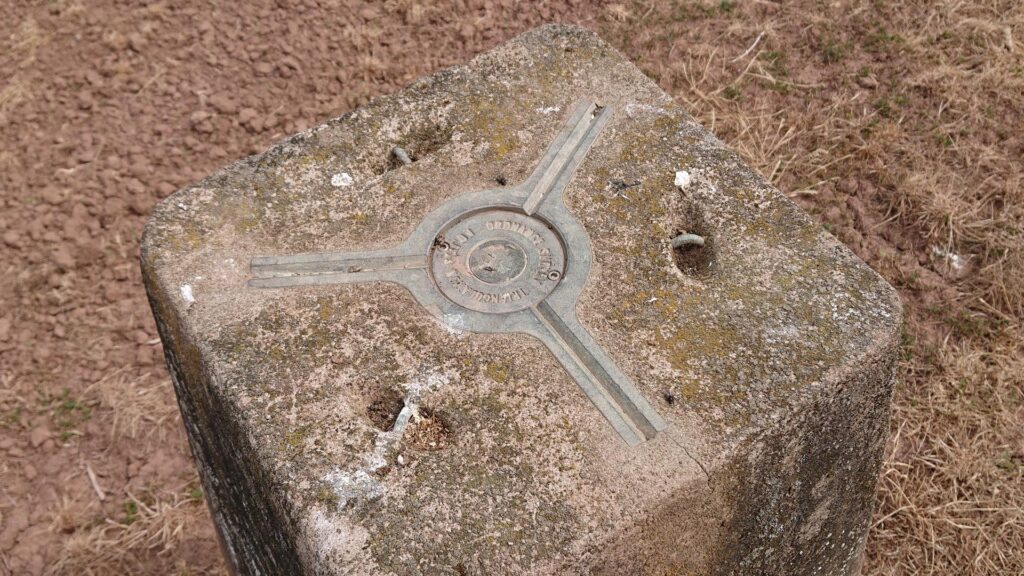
[672, 229, 714, 277]
[383, 122, 454, 172]
[671, 197, 716, 277]
[366, 388, 405, 431]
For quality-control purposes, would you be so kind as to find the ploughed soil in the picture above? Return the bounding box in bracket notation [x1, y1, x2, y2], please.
[1, 1, 1020, 574]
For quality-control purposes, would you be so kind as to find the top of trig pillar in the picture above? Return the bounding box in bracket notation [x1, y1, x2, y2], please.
[141, 25, 902, 574]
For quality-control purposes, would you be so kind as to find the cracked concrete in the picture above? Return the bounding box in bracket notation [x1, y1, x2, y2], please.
[680, 439, 711, 482]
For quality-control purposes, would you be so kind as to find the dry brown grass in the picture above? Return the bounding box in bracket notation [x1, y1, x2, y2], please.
[604, 1, 1024, 573]
[48, 492, 223, 576]
[88, 369, 178, 441]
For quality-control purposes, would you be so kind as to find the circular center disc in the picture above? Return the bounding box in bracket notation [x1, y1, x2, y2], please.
[468, 240, 527, 284]
[430, 209, 566, 314]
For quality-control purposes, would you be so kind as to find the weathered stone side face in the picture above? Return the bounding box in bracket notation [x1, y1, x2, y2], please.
[709, 339, 898, 575]
[142, 250, 303, 573]
[141, 24, 902, 575]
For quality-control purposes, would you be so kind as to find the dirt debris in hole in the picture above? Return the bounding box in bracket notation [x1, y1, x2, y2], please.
[405, 408, 451, 452]
[366, 389, 406, 431]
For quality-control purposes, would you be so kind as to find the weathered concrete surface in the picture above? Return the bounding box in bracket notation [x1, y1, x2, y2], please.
[141, 25, 902, 576]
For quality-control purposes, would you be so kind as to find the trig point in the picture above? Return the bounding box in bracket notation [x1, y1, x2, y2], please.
[142, 25, 902, 575]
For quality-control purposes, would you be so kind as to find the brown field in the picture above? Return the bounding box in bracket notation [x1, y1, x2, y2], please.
[0, 1, 1021, 574]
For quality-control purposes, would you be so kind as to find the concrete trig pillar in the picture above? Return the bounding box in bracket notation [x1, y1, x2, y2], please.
[142, 24, 902, 576]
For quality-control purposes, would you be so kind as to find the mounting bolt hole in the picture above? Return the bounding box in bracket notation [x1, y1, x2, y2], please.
[671, 230, 714, 277]
[367, 388, 406, 431]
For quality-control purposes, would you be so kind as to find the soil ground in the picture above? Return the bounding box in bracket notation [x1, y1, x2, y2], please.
[1, 1, 1021, 574]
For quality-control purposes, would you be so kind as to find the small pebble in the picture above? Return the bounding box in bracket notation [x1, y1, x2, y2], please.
[331, 172, 354, 187]
[29, 426, 50, 448]
[674, 170, 692, 189]
[180, 284, 195, 306]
